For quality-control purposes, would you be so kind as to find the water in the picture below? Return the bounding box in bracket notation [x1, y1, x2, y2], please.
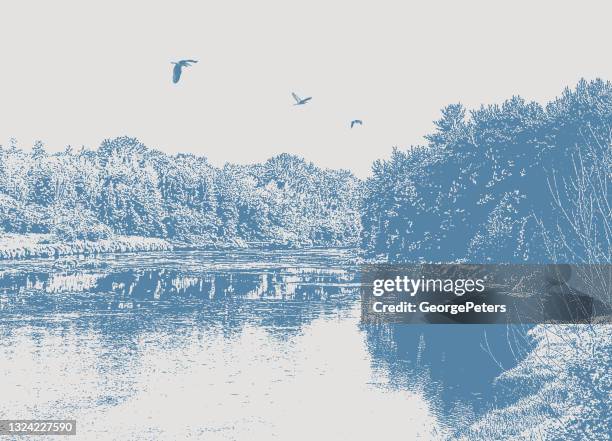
[0, 249, 524, 440]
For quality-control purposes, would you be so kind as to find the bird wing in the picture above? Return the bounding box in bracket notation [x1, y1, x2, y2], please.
[351, 121, 355, 128]
[184, 59, 198, 64]
[173, 64, 182, 83]
[292, 92, 301, 103]
[302, 97, 312, 103]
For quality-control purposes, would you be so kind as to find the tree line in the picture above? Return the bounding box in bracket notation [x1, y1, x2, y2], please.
[0, 138, 362, 247]
[361, 79, 611, 263]
[1, 79, 610, 262]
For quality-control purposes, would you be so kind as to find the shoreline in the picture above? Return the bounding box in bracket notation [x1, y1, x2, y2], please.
[0, 233, 242, 261]
[0, 234, 176, 260]
[0, 233, 356, 261]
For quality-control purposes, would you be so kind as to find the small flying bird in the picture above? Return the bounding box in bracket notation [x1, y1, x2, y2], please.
[292, 92, 312, 105]
[350, 119, 363, 128]
[172, 59, 198, 84]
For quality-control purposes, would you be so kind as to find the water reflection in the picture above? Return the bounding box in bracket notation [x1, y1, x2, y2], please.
[364, 324, 533, 425]
[0, 250, 358, 322]
[0, 250, 529, 439]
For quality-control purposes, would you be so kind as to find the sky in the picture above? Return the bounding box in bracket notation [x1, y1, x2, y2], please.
[1, 0, 611, 177]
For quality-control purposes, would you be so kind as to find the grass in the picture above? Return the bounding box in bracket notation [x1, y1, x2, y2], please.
[0, 233, 176, 260]
[456, 324, 611, 440]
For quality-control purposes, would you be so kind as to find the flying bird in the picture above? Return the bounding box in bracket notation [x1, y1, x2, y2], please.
[172, 59, 198, 84]
[292, 92, 312, 105]
[350, 119, 363, 128]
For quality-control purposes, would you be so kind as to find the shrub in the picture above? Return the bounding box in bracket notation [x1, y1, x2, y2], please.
[0, 194, 49, 234]
[51, 207, 112, 242]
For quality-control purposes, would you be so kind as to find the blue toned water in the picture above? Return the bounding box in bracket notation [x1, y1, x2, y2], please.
[0, 249, 523, 440]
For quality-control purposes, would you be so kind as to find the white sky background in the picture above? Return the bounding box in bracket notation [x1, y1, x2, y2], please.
[1, 0, 611, 177]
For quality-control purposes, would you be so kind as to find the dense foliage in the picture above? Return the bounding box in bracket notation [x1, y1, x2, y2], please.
[0, 138, 362, 247]
[2, 79, 610, 261]
[362, 79, 612, 263]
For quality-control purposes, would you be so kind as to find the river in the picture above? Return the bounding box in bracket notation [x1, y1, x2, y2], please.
[0, 249, 525, 440]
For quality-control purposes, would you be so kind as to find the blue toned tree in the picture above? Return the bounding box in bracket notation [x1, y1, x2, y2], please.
[96, 137, 167, 237]
[362, 79, 612, 263]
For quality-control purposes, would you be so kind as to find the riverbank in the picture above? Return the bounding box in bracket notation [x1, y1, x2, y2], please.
[0, 234, 173, 260]
[0, 233, 348, 260]
[458, 324, 610, 440]
[0, 233, 255, 260]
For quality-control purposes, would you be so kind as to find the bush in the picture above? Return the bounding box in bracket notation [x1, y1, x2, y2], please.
[163, 204, 218, 242]
[458, 325, 611, 440]
[0, 194, 49, 234]
[51, 208, 112, 242]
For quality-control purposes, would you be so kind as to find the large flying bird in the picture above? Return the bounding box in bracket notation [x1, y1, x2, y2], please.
[292, 92, 312, 105]
[172, 59, 198, 84]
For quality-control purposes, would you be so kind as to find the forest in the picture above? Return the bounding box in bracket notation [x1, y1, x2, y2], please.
[0, 139, 362, 250]
[362, 78, 611, 263]
[0, 79, 610, 264]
